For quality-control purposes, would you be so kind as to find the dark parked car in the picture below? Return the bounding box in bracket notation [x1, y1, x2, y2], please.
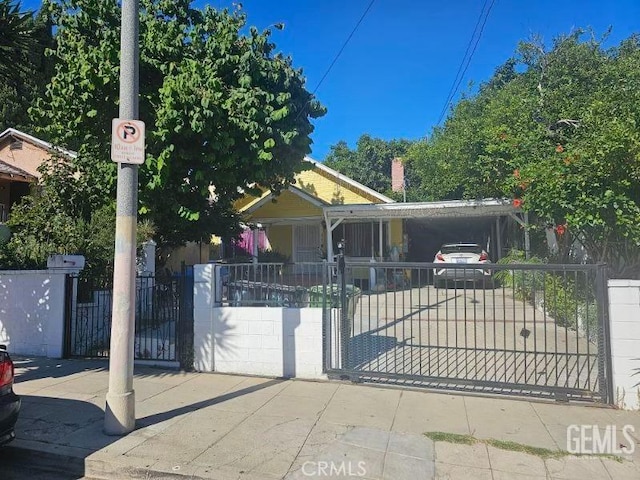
[0, 345, 20, 445]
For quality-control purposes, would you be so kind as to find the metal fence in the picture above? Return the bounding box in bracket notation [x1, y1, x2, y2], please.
[326, 260, 613, 403]
[215, 262, 327, 307]
[64, 267, 194, 365]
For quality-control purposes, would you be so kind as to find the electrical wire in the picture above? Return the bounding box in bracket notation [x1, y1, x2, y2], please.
[436, 0, 496, 126]
[295, 0, 376, 120]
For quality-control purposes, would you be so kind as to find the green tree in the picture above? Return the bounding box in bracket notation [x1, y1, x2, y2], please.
[13, 0, 324, 267]
[0, 0, 33, 81]
[324, 134, 413, 198]
[406, 31, 640, 277]
[0, 1, 53, 130]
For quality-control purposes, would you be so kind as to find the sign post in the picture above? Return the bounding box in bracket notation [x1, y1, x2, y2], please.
[105, 0, 140, 435]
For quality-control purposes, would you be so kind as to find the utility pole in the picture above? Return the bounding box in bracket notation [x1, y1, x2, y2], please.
[105, 0, 139, 435]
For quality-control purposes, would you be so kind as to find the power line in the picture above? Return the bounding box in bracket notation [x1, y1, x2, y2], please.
[296, 0, 376, 121]
[436, 0, 489, 124]
[311, 0, 376, 95]
[436, 0, 496, 126]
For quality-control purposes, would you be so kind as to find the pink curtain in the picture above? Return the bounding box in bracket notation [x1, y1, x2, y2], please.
[232, 228, 268, 256]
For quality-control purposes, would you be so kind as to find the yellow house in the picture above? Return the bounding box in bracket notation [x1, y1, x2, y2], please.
[235, 157, 404, 264]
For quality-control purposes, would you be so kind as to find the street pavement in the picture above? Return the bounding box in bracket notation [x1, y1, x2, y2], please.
[3, 356, 639, 479]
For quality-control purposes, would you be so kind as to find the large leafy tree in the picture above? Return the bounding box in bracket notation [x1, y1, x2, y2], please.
[0, 1, 53, 130]
[406, 31, 640, 277]
[324, 134, 413, 198]
[25, 0, 324, 249]
[0, 0, 32, 81]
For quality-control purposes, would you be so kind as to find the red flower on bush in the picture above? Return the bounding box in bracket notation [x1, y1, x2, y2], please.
[555, 224, 567, 235]
[556, 144, 564, 153]
[513, 198, 523, 208]
[513, 169, 520, 179]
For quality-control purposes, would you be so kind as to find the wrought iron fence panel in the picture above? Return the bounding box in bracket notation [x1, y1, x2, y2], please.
[64, 268, 194, 364]
[324, 261, 612, 403]
[216, 262, 327, 307]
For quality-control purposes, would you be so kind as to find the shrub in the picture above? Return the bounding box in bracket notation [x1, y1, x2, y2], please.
[496, 249, 599, 342]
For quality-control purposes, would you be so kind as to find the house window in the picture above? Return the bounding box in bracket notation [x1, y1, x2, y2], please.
[336, 222, 388, 258]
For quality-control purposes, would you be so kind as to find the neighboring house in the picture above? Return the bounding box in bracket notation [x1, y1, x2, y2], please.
[0, 128, 76, 222]
[233, 157, 403, 265]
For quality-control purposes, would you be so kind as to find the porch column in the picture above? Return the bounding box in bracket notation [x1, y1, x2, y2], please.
[325, 215, 344, 262]
[252, 228, 259, 264]
[379, 219, 383, 259]
[325, 212, 333, 261]
[524, 212, 531, 259]
[495, 217, 502, 261]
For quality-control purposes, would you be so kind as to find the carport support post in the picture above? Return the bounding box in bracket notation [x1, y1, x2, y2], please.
[105, 0, 139, 435]
[495, 216, 502, 261]
[337, 241, 348, 369]
[524, 212, 531, 259]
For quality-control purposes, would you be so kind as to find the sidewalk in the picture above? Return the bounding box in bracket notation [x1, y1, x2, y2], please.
[4, 357, 639, 480]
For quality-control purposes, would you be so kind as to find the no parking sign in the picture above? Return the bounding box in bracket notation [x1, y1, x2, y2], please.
[110, 118, 145, 164]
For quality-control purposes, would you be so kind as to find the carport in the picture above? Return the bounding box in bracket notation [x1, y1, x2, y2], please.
[323, 198, 528, 262]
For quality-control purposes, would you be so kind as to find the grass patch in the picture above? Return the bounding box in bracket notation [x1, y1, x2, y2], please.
[485, 438, 564, 459]
[424, 431, 623, 462]
[424, 431, 476, 445]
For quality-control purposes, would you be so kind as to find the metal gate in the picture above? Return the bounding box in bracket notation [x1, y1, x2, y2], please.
[325, 259, 614, 403]
[63, 266, 194, 367]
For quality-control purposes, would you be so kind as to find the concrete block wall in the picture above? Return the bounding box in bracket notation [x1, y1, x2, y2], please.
[193, 264, 214, 371]
[0, 270, 67, 357]
[608, 279, 640, 410]
[193, 263, 325, 379]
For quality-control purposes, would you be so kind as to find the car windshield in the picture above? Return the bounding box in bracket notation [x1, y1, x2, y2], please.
[441, 244, 482, 254]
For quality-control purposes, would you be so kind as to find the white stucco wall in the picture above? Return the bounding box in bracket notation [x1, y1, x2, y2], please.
[0, 270, 67, 357]
[192, 264, 325, 379]
[608, 279, 640, 410]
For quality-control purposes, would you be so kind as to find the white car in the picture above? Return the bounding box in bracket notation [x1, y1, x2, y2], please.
[433, 243, 493, 288]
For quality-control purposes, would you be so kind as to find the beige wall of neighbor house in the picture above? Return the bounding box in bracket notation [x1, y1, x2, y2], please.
[0, 128, 78, 222]
[0, 137, 49, 179]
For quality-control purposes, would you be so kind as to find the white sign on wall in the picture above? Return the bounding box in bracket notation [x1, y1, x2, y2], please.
[111, 118, 145, 164]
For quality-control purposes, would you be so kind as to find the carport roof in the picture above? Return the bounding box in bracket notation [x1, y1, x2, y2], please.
[323, 198, 519, 220]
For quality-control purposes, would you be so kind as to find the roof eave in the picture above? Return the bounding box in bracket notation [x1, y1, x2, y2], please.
[0, 128, 78, 159]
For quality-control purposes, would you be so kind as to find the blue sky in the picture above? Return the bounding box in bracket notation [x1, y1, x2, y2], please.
[22, 1, 640, 160]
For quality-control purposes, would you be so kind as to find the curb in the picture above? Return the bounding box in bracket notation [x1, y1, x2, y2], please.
[4, 439, 226, 480]
[2, 442, 85, 478]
